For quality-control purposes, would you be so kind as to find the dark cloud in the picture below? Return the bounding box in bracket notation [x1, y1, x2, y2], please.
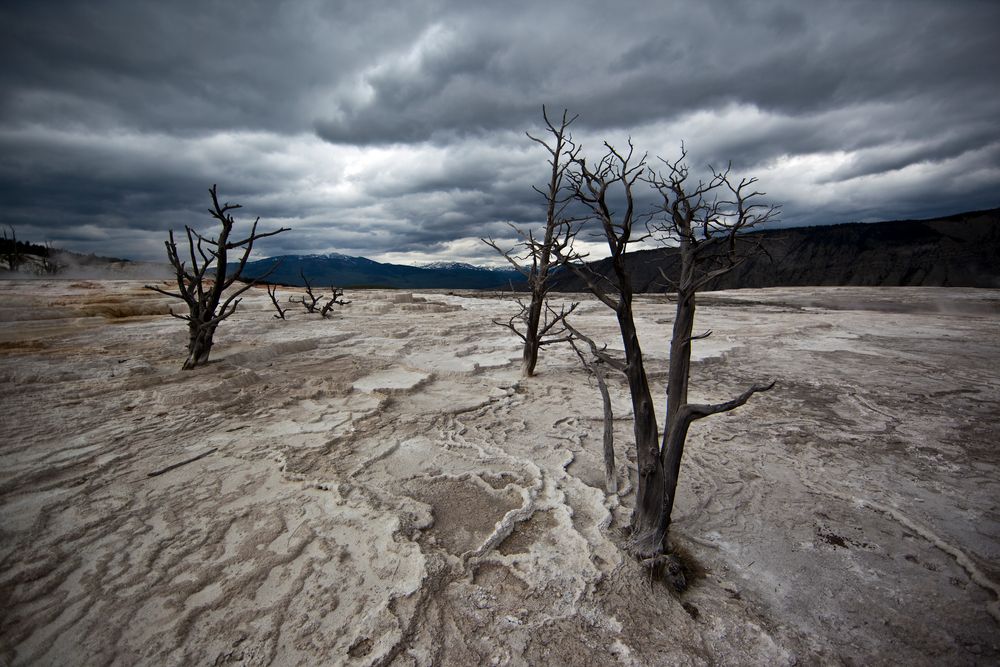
[0, 0, 997, 264]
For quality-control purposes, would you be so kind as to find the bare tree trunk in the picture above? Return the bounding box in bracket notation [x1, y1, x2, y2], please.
[660, 412, 694, 529]
[521, 296, 544, 376]
[647, 152, 779, 544]
[666, 291, 696, 422]
[660, 290, 695, 532]
[184, 320, 217, 370]
[556, 133, 778, 560]
[661, 380, 775, 524]
[618, 301, 668, 554]
[555, 139, 670, 553]
[594, 364, 617, 494]
[267, 283, 287, 319]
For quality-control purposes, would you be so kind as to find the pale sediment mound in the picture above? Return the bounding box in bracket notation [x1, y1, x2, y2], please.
[1, 281, 998, 664]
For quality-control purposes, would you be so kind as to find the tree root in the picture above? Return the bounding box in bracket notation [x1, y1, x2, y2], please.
[639, 554, 687, 592]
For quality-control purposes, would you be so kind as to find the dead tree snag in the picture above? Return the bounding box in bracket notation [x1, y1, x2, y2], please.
[2, 226, 21, 272]
[319, 286, 350, 318]
[145, 185, 289, 369]
[290, 273, 350, 317]
[553, 133, 779, 558]
[492, 297, 578, 357]
[483, 107, 580, 377]
[556, 140, 667, 552]
[267, 284, 288, 319]
[290, 270, 324, 313]
[637, 149, 779, 553]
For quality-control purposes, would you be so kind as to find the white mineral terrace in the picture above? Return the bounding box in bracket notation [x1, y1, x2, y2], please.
[1, 280, 998, 664]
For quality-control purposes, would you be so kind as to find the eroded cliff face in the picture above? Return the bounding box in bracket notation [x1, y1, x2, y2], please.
[551, 209, 1000, 293]
[1, 281, 998, 665]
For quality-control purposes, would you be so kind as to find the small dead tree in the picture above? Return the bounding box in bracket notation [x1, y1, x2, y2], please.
[145, 185, 289, 369]
[492, 296, 578, 358]
[266, 284, 288, 319]
[2, 226, 21, 272]
[562, 315, 625, 493]
[290, 271, 324, 313]
[483, 107, 580, 377]
[319, 286, 350, 318]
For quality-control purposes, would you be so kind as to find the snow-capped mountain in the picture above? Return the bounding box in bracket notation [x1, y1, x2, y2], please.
[421, 261, 513, 272]
[237, 253, 524, 289]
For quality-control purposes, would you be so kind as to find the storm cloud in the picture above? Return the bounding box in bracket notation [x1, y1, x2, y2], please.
[1, 0, 997, 264]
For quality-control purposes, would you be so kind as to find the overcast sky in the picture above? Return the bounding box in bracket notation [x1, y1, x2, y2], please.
[1, 0, 998, 265]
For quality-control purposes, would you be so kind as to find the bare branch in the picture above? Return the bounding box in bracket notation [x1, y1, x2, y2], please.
[267, 284, 287, 319]
[290, 271, 323, 313]
[561, 318, 626, 372]
[685, 330, 713, 345]
[319, 286, 350, 318]
[144, 283, 186, 300]
[481, 234, 533, 279]
[684, 381, 776, 422]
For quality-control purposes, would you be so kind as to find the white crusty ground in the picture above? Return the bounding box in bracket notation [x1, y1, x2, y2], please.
[0, 280, 998, 665]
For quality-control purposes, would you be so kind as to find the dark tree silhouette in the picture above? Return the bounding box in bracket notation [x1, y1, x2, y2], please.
[639, 149, 778, 554]
[2, 226, 21, 272]
[290, 270, 324, 313]
[267, 284, 288, 319]
[146, 185, 289, 369]
[556, 139, 778, 559]
[40, 242, 60, 275]
[319, 286, 350, 318]
[289, 272, 350, 317]
[555, 140, 664, 552]
[483, 107, 580, 377]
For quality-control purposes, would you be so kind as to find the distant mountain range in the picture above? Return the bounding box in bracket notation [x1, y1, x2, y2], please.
[238, 253, 523, 289]
[9, 208, 990, 290]
[239, 208, 1000, 291]
[548, 208, 1000, 292]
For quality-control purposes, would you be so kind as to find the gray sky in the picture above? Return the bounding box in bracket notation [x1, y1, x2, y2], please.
[2, 0, 998, 265]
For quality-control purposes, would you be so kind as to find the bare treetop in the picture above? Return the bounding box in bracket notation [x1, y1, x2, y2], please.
[647, 148, 780, 293]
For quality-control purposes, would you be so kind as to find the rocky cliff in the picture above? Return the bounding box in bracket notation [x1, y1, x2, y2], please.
[549, 208, 1000, 292]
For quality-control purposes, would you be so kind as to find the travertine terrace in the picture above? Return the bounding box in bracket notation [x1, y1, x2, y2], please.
[1, 280, 998, 664]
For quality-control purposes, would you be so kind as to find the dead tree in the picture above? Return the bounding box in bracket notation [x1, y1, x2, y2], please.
[563, 315, 625, 493]
[483, 107, 580, 377]
[290, 271, 324, 313]
[492, 296, 578, 357]
[556, 140, 666, 552]
[556, 139, 778, 558]
[639, 149, 779, 553]
[145, 185, 289, 369]
[2, 226, 20, 272]
[319, 286, 350, 318]
[266, 284, 288, 319]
